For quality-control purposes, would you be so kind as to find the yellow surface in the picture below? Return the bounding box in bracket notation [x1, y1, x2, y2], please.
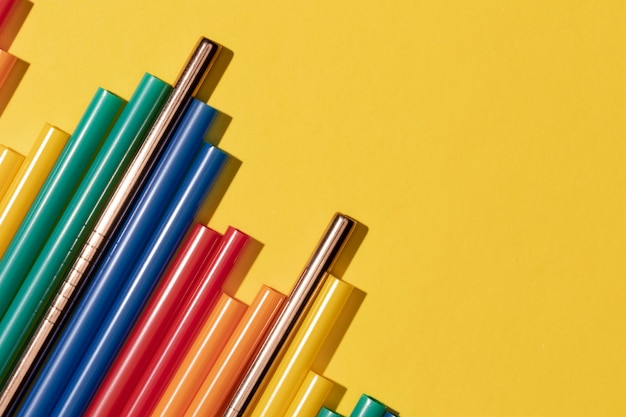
[1, 1, 626, 416]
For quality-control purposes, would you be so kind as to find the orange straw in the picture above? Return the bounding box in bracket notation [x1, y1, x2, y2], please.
[154, 286, 284, 417]
[0, 50, 16, 88]
[147, 293, 247, 416]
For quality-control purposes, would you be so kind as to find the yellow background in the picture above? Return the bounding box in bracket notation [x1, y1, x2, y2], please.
[2, 0, 626, 415]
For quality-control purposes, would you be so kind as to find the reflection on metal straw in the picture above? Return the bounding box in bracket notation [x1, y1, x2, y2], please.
[224, 213, 356, 417]
[0, 37, 221, 416]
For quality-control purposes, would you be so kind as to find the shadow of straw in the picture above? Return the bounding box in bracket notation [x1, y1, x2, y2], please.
[0, 56, 28, 117]
[0, 0, 33, 50]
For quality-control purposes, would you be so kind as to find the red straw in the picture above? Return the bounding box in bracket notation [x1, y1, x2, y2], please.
[84, 223, 221, 417]
[118, 226, 249, 417]
[0, 0, 16, 29]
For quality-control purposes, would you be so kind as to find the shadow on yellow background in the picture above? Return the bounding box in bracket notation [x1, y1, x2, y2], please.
[2, 1, 626, 416]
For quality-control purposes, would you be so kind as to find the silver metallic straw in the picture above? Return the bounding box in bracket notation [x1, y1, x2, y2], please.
[224, 213, 356, 417]
[0, 37, 220, 416]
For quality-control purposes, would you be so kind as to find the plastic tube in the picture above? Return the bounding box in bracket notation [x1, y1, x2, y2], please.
[153, 292, 249, 417]
[284, 371, 334, 417]
[48, 143, 227, 417]
[84, 223, 222, 417]
[0, 89, 124, 319]
[0, 145, 23, 201]
[9, 73, 171, 413]
[163, 285, 285, 417]
[0, 0, 16, 29]
[349, 394, 387, 417]
[318, 407, 344, 417]
[0, 124, 69, 259]
[120, 226, 249, 417]
[250, 277, 353, 417]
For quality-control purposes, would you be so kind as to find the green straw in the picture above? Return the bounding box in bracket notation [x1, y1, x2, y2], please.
[0, 88, 125, 318]
[0, 73, 171, 384]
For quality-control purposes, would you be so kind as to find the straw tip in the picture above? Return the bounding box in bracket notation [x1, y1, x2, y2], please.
[333, 212, 357, 230]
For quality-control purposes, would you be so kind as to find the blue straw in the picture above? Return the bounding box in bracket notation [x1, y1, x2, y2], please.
[17, 102, 221, 417]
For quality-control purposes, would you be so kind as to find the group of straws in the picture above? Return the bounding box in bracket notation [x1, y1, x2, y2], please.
[0, 35, 401, 417]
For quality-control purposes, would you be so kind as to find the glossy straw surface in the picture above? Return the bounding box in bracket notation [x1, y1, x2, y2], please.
[284, 371, 334, 417]
[0, 145, 23, 200]
[46, 143, 227, 417]
[349, 394, 387, 417]
[250, 278, 353, 416]
[0, 89, 123, 322]
[6, 73, 171, 413]
[0, 75, 168, 386]
[84, 223, 221, 417]
[0, 124, 69, 260]
[164, 285, 284, 417]
[152, 293, 248, 417]
[3, 38, 220, 417]
[0, 0, 16, 28]
[120, 227, 249, 417]
[225, 213, 356, 416]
